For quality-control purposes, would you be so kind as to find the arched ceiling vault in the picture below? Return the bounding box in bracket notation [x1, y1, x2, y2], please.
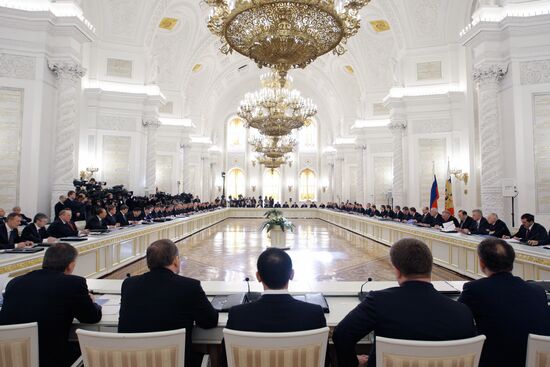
[82, 0, 476, 145]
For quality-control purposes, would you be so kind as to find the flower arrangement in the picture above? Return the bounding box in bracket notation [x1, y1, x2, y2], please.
[260, 209, 296, 233]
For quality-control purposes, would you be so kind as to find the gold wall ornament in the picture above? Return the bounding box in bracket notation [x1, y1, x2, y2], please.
[206, 0, 371, 81]
[192, 64, 203, 73]
[159, 17, 178, 30]
[369, 20, 391, 32]
[343, 65, 355, 75]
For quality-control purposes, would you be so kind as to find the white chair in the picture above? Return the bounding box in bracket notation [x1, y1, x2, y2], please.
[526, 333, 550, 367]
[0, 322, 39, 367]
[223, 327, 329, 367]
[376, 335, 486, 367]
[74, 328, 210, 367]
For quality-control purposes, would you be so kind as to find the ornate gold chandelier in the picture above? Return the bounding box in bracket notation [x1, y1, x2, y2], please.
[206, 0, 370, 82]
[238, 72, 317, 137]
[250, 136, 297, 160]
[257, 155, 291, 171]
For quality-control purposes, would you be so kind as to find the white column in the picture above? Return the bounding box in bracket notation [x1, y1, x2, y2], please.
[48, 60, 85, 214]
[473, 64, 508, 218]
[388, 120, 407, 207]
[334, 157, 344, 203]
[201, 155, 210, 200]
[180, 144, 190, 194]
[356, 144, 366, 204]
[143, 119, 161, 195]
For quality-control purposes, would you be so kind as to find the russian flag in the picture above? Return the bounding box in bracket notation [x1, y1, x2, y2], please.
[430, 174, 439, 209]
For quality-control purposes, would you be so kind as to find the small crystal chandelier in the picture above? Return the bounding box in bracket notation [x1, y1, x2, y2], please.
[249, 136, 297, 160]
[238, 71, 317, 137]
[205, 0, 371, 82]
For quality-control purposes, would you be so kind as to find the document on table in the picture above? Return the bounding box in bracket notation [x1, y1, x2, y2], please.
[96, 295, 121, 306]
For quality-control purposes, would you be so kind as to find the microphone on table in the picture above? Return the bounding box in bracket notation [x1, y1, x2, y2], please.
[358, 277, 373, 302]
[244, 277, 262, 303]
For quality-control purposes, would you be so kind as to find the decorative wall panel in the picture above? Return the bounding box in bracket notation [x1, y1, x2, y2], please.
[373, 156, 392, 205]
[534, 94, 550, 214]
[418, 138, 446, 208]
[156, 155, 173, 193]
[102, 135, 131, 188]
[0, 54, 35, 80]
[0, 89, 22, 208]
[106, 58, 133, 78]
[520, 60, 550, 85]
[417, 61, 442, 80]
[98, 115, 137, 131]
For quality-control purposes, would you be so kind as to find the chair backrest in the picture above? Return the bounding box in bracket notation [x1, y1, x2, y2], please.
[223, 327, 329, 367]
[526, 333, 550, 367]
[76, 328, 185, 367]
[376, 335, 486, 367]
[0, 322, 39, 367]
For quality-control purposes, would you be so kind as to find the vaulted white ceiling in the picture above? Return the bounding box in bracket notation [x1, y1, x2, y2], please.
[82, 0, 475, 146]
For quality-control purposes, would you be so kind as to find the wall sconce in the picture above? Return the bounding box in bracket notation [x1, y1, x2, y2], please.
[288, 185, 293, 193]
[252, 185, 256, 192]
[450, 169, 469, 195]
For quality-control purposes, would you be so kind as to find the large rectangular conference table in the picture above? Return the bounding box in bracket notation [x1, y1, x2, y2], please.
[1, 208, 549, 281]
[81, 279, 468, 344]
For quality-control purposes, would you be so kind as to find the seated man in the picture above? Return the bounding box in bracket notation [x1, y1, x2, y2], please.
[0, 207, 6, 222]
[103, 205, 118, 227]
[47, 209, 79, 238]
[118, 239, 218, 367]
[128, 208, 144, 223]
[333, 238, 476, 367]
[486, 213, 511, 238]
[0, 212, 33, 249]
[21, 213, 57, 244]
[508, 213, 548, 246]
[463, 209, 490, 235]
[282, 202, 289, 208]
[419, 207, 443, 227]
[409, 207, 422, 222]
[85, 208, 108, 231]
[224, 248, 327, 365]
[115, 204, 130, 226]
[437, 210, 459, 228]
[457, 210, 475, 231]
[12, 206, 32, 225]
[459, 238, 550, 367]
[0, 243, 102, 367]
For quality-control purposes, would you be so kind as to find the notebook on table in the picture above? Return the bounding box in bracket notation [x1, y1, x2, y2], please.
[60, 237, 88, 242]
[3, 247, 44, 254]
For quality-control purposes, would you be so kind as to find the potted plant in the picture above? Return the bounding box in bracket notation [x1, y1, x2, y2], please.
[260, 209, 295, 249]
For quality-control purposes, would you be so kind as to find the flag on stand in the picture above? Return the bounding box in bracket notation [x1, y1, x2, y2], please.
[445, 164, 455, 215]
[430, 174, 439, 209]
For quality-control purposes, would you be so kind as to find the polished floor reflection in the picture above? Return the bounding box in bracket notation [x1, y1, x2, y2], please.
[106, 219, 469, 282]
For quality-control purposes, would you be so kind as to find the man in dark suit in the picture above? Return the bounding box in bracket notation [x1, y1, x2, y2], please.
[47, 209, 79, 238]
[118, 239, 218, 367]
[507, 213, 548, 246]
[226, 248, 327, 333]
[462, 209, 490, 235]
[0, 243, 102, 367]
[459, 238, 550, 367]
[103, 205, 118, 227]
[85, 208, 108, 230]
[64, 190, 82, 222]
[224, 248, 327, 366]
[486, 213, 511, 238]
[457, 209, 475, 231]
[0, 213, 33, 249]
[437, 210, 459, 228]
[115, 205, 130, 226]
[128, 208, 143, 223]
[333, 238, 476, 367]
[410, 207, 423, 222]
[21, 213, 57, 244]
[54, 195, 66, 218]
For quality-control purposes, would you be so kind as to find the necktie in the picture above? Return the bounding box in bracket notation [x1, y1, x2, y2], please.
[8, 229, 16, 245]
[526, 228, 531, 239]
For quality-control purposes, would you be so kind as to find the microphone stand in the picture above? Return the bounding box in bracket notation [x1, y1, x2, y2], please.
[358, 277, 373, 302]
[244, 277, 262, 303]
